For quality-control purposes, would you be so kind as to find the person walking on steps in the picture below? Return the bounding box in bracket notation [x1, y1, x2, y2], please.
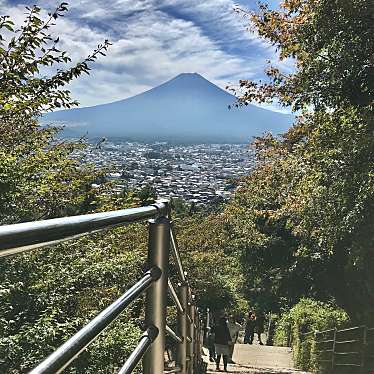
[256, 312, 265, 345]
[207, 324, 216, 362]
[213, 316, 232, 372]
[244, 311, 256, 344]
[227, 315, 241, 363]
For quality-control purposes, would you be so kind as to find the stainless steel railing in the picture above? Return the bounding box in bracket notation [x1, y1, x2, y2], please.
[300, 325, 374, 372]
[0, 200, 205, 374]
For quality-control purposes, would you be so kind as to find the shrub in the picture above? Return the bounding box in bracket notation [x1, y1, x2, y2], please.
[274, 299, 349, 371]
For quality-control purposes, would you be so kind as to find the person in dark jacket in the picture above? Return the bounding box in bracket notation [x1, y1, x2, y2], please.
[244, 311, 256, 344]
[256, 313, 265, 345]
[207, 325, 216, 362]
[213, 316, 232, 371]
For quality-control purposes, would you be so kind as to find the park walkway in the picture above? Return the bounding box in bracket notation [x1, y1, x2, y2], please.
[204, 343, 310, 374]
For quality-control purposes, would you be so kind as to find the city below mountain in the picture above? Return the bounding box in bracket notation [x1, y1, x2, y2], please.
[43, 73, 294, 143]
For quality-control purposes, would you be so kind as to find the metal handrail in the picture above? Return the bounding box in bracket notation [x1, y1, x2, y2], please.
[334, 351, 360, 355]
[1, 200, 205, 374]
[118, 326, 159, 374]
[29, 267, 161, 374]
[166, 325, 183, 344]
[0, 202, 167, 257]
[316, 328, 335, 334]
[317, 339, 335, 343]
[164, 368, 182, 373]
[168, 279, 184, 314]
[335, 339, 360, 344]
[170, 226, 186, 282]
[300, 331, 315, 336]
[306, 325, 372, 371]
[337, 326, 365, 333]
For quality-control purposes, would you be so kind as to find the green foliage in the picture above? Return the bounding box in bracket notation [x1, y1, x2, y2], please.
[0, 203, 246, 372]
[0, 3, 251, 373]
[236, 0, 374, 110]
[0, 225, 148, 373]
[227, 104, 374, 322]
[0, 135, 102, 223]
[0, 3, 111, 223]
[81, 320, 142, 374]
[135, 184, 157, 206]
[227, 0, 374, 324]
[174, 213, 247, 315]
[274, 299, 349, 371]
[0, 4, 149, 373]
[170, 197, 195, 216]
[8, 0, 374, 371]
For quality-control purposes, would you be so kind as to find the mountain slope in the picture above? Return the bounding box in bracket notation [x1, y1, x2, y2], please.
[43, 73, 293, 142]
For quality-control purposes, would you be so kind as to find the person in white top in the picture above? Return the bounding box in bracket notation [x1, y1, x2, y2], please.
[227, 315, 241, 363]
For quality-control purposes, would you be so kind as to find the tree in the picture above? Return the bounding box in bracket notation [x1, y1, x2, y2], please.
[228, 0, 374, 323]
[0, 4, 148, 373]
[0, 227, 147, 373]
[0, 3, 110, 223]
[234, 0, 374, 110]
[136, 184, 157, 206]
[173, 213, 247, 314]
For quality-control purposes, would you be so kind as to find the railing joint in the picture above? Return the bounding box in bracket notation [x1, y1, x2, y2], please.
[118, 325, 159, 374]
[150, 199, 170, 218]
[148, 266, 162, 281]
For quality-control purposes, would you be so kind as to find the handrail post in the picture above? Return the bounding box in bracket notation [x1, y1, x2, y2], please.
[361, 325, 367, 373]
[199, 314, 203, 366]
[195, 309, 201, 372]
[143, 216, 171, 374]
[205, 308, 210, 345]
[193, 308, 197, 373]
[188, 300, 195, 374]
[176, 282, 188, 374]
[331, 328, 337, 369]
[197, 309, 202, 372]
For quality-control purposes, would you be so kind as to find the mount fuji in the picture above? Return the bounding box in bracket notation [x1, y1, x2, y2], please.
[42, 73, 293, 143]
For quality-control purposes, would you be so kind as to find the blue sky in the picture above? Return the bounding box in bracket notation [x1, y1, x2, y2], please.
[1, 0, 290, 110]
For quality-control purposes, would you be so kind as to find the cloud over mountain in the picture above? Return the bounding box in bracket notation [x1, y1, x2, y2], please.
[1, 0, 292, 110]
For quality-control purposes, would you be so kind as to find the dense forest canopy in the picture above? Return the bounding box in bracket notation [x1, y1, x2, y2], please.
[227, 0, 374, 323]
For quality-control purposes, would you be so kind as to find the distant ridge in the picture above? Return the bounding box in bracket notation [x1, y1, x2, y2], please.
[42, 73, 294, 143]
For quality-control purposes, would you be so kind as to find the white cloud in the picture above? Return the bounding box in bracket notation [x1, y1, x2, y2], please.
[1, 0, 294, 111]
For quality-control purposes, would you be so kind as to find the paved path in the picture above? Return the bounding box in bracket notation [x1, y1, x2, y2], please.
[203, 344, 310, 374]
